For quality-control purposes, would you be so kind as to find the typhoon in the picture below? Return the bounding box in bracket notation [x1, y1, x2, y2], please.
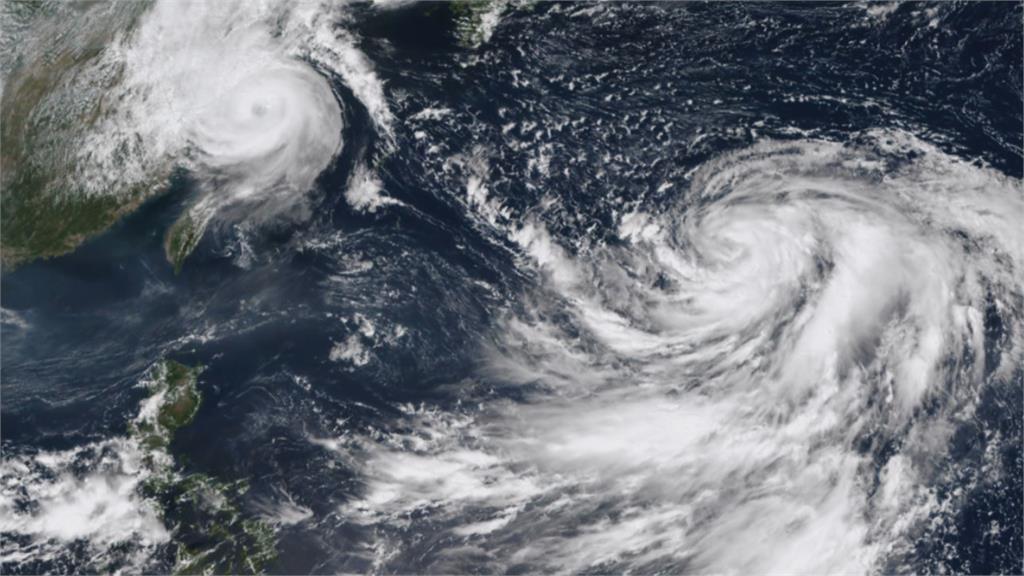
[340, 132, 1023, 573]
[1, 2, 1022, 575]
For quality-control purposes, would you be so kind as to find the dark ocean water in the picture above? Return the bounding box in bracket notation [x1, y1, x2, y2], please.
[2, 2, 1022, 574]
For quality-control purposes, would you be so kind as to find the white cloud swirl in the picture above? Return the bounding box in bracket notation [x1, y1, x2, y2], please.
[76, 0, 392, 225]
[338, 130, 1023, 573]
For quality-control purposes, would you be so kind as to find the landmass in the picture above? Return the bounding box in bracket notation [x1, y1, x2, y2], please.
[0, 1, 153, 267]
[131, 360, 277, 574]
[1, 1, 500, 272]
[164, 211, 205, 274]
[450, 0, 505, 47]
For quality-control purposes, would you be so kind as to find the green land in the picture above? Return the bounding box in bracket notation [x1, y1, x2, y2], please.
[1, 1, 498, 271]
[131, 360, 278, 575]
[0, 1, 153, 267]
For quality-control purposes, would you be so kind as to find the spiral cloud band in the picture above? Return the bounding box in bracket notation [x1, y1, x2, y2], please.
[75, 0, 378, 225]
[339, 130, 1023, 573]
[188, 66, 342, 205]
[2, 2, 1020, 572]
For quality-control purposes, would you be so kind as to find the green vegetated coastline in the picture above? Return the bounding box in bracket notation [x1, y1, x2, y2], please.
[132, 360, 277, 574]
[0, 1, 151, 268]
[1, 1, 498, 272]
[0, 2, 198, 272]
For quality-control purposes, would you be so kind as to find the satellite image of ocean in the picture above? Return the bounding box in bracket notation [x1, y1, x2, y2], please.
[1, 1, 1022, 574]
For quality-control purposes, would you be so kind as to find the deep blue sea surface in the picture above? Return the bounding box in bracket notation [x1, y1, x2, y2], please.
[2, 2, 1021, 573]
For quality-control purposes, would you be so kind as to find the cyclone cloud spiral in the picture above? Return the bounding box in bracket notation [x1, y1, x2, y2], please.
[79, 0, 350, 221]
[1, 3, 1020, 574]
[188, 66, 342, 206]
[341, 131, 1023, 573]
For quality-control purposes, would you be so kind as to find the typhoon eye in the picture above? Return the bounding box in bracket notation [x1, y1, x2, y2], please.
[1, 2, 1020, 575]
